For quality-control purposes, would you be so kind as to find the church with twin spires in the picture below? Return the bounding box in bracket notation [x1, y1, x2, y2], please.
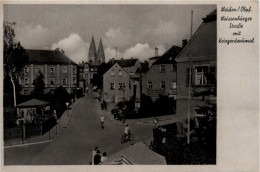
[88, 35, 105, 65]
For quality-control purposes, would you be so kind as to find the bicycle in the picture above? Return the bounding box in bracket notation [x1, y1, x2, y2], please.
[120, 133, 134, 144]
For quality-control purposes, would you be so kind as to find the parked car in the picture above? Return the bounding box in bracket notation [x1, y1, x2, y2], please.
[111, 108, 122, 121]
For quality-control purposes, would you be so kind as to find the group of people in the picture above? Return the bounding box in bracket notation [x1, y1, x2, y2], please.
[91, 146, 108, 165]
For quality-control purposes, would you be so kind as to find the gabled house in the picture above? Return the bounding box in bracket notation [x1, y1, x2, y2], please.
[19, 49, 78, 95]
[103, 58, 141, 110]
[142, 45, 182, 101]
[175, 9, 216, 120]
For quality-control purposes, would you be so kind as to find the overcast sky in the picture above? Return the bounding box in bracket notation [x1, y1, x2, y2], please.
[4, 4, 216, 63]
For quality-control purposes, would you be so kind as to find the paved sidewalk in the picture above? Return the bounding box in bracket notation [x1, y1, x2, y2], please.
[97, 99, 184, 127]
[4, 98, 82, 148]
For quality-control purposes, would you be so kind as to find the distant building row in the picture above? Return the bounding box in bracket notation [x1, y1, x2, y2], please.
[102, 9, 217, 120]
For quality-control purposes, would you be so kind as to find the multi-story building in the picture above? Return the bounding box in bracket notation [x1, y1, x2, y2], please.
[19, 49, 78, 95]
[142, 45, 182, 101]
[103, 58, 141, 110]
[175, 9, 216, 120]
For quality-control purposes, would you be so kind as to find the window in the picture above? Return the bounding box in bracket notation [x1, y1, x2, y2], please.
[50, 78, 55, 85]
[50, 67, 55, 74]
[24, 90, 30, 95]
[172, 81, 177, 89]
[160, 81, 166, 89]
[36, 67, 43, 75]
[195, 66, 209, 85]
[24, 78, 29, 85]
[119, 83, 125, 90]
[147, 81, 153, 89]
[24, 68, 29, 74]
[62, 78, 67, 85]
[172, 64, 176, 72]
[111, 70, 115, 76]
[118, 70, 122, 76]
[62, 67, 67, 74]
[73, 77, 77, 84]
[73, 68, 76, 75]
[160, 65, 165, 72]
[110, 83, 115, 90]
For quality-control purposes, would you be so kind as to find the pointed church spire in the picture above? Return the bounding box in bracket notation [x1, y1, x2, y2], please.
[88, 35, 97, 64]
[97, 38, 105, 63]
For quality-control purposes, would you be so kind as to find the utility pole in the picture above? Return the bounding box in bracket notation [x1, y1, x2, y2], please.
[68, 57, 71, 94]
[187, 10, 193, 144]
[115, 47, 118, 60]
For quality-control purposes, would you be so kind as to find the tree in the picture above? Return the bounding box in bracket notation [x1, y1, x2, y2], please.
[49, 86, 70, 118]
[32, 73, 45, 96]
[4, 21, 28, 106]
[90, 62, 114, 89]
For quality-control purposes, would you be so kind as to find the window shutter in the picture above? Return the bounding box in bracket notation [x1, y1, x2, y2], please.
[209, 66, 216, 85]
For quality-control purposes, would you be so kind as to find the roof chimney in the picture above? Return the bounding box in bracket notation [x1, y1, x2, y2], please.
[155, 47, 158, 57]
[182, 39, 188, 48]
[111, 58, 115, 64]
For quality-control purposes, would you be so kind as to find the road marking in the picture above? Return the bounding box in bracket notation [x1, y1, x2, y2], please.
[4, 139, 52, 149]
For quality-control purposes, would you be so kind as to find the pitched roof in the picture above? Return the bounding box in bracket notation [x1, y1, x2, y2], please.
[149, 56, 161, 60]
[26, 49, 77, 65]
[89, 35, 97, 56]
[16, 99, 50, 107]
[115, 59, 138, 68]
[175, 9, 217, 62]
[136, 62, 149, 73]
[103, 142, 166, 165]
[97, 38, 105, 59]
[203, 9, 217, 23]
[153, 45, 182, 65]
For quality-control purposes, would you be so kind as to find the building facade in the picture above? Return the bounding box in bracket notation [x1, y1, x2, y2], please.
[103, 59, 142, 110]
[142, 46, 182, 101]
[19, 49, 78, 95]
[175, 10, 216, 120]
[103, 63, 134, 104]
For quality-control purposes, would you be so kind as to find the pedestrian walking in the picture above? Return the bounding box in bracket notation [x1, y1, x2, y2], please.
[91, 146, 99, 165]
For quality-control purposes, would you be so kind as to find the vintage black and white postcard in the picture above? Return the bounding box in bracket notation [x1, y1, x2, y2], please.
[0, 1, 259, 172]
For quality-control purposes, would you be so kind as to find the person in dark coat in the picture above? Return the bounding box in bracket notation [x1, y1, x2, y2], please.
[93, 150, 101, 165]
